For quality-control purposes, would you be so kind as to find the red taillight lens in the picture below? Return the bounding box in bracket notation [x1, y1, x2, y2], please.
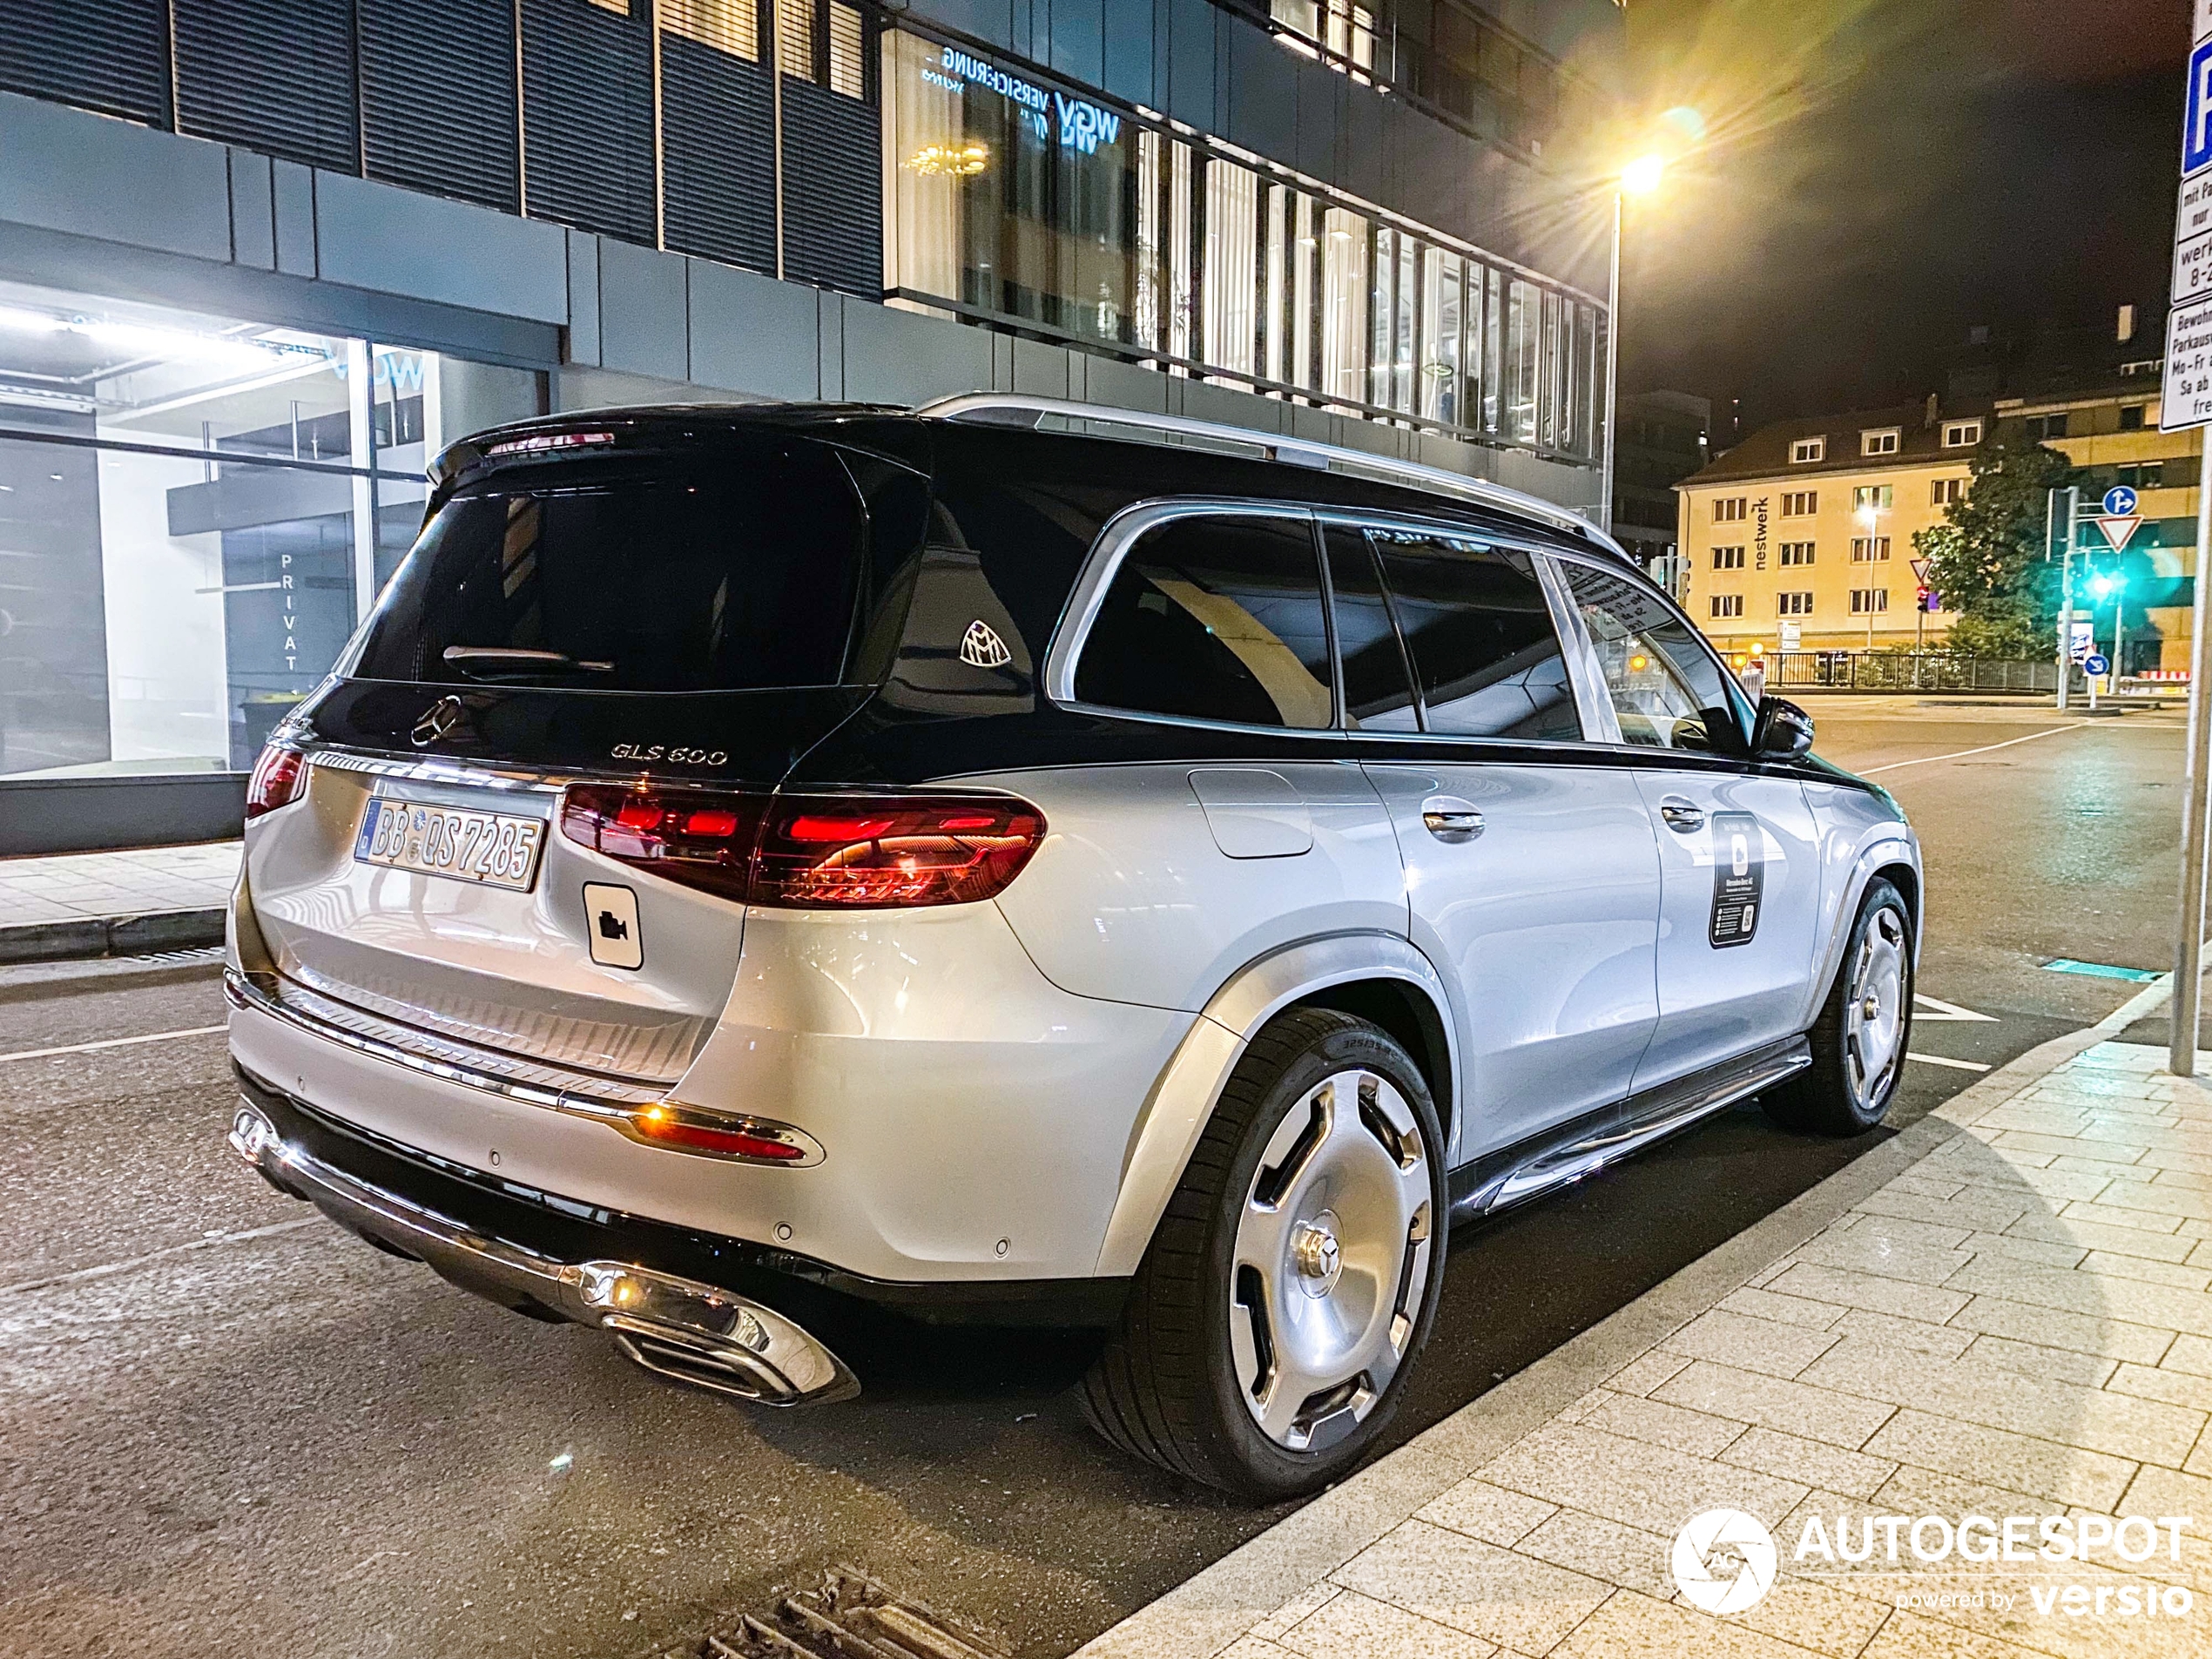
[558, 785, 761, 901]
[753, 794, 1045, 908]
[244, 745, 307, 820]
[556, 784, 1045, 908]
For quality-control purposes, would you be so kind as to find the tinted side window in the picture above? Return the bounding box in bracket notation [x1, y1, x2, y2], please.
[1323, 527, 1419, 732]
[1074, 515, 1332, 729]
[1560, 561, 1750, 752]
[1368, 529, 1580, 740]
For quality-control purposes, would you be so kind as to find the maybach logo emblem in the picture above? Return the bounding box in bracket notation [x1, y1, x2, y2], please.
[411, 695, 465, 747]
[960, 619, 1014, 669]
[1673, 1508, 1778, 1614]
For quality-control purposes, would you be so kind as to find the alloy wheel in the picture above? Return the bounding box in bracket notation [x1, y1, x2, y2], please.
[1228, 1068, 1433, 1452]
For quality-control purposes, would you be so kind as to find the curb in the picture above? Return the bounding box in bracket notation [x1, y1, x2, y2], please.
[0, 907, 227, 966]
[1071, 969, 2189, 1659]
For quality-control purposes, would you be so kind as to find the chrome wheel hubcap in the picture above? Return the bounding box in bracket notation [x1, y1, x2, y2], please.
[1230, 1069, 1433, 1453]
[1844, 907, 1908, 1107]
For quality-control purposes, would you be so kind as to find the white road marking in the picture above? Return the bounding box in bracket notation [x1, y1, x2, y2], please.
[0, 1024, 226, 1064]
[1913, 994, 1999, 1022]
[1907, 1051, 1993, 1073]
[0, 1217, 323, 1298]
[1862, 724, 2089, 775]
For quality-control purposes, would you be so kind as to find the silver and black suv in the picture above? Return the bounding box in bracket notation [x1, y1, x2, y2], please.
[225, 395, 1920, 1497]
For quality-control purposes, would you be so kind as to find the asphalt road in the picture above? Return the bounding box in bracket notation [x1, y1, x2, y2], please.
[0, 698, 2188, 1659]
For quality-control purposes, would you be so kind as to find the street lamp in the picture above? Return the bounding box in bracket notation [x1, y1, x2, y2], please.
[1859, 503, 1885, 651]
[1602, 152, 1669, 540]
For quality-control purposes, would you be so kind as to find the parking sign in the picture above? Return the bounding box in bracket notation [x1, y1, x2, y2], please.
[2169, 7, 2212, 428]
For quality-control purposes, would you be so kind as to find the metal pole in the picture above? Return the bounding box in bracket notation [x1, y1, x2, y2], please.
[2172, 437, 2212, 1076]
[1600, 190, 1621, 533]
[2051, 488, 2069, 710]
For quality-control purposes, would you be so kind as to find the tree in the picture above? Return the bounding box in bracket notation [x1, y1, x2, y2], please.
[1912, 437, 2074, 635]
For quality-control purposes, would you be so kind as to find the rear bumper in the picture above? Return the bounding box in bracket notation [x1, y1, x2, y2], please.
[227, 1090, 859, 1407]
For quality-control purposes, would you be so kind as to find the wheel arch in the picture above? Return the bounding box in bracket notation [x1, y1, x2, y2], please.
[1091, 933, 1459, 1278]
[1805, 833, 1924, 1028]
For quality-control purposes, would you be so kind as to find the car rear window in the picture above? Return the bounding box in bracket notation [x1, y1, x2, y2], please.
[349, 442, 867, 691]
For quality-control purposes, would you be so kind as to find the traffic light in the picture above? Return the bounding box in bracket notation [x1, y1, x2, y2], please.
[1916, 585, 1932, 612]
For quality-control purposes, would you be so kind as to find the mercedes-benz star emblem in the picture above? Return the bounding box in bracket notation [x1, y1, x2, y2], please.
[410, 695, 465, 747]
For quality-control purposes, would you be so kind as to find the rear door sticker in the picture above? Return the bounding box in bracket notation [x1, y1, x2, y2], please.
[583, 882, 644, 970]
[1709, 812, 1764, 948]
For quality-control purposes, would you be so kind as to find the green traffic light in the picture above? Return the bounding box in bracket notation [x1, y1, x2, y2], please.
[2089, 574, 2121, 598]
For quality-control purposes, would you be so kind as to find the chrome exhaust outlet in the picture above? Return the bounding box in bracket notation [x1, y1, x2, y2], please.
[227, 1102, 860, 1406]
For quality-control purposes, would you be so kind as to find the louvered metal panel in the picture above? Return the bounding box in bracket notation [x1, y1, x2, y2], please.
[661, 36, 776, 274]
[780, 77, 881, 297]
[173, 0, 359, 172]
[361, 0, 521, 212]
[521, 0, 656, 244]
[0, 0, 171, 126]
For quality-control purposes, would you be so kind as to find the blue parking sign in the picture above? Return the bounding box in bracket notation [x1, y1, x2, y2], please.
[2191, 39, 2212, 174]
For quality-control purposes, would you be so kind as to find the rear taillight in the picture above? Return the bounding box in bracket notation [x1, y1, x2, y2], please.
[752, 794, 1045, 907]
[558, 785, 761, 901]
[245, 745, 307, 819]
[556, 785, 1044, 908]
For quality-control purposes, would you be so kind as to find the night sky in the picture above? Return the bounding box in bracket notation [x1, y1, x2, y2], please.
[1614, 0, 2188, 440]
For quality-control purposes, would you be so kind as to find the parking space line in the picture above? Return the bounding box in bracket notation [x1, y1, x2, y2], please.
[0, 1024, 226, 1064]
[1907, 1051, 1993, 1072]
[0, 1217, 323, 1298]
[1862, 723, 2087, 775]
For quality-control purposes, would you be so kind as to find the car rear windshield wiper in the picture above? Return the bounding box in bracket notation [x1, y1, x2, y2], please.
[442, 645, 616, 679]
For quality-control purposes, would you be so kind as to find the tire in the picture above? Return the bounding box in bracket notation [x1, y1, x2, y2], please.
[1081, 1008, 1447, 1499]
[1765, 877, 1914, 1136]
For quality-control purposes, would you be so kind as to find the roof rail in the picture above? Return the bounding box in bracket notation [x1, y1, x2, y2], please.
[915, 393, 1624, 556]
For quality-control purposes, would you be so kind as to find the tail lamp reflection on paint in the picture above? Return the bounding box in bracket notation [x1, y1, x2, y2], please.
[245, 744, 308, 819]
[557, 786, 1044, 908]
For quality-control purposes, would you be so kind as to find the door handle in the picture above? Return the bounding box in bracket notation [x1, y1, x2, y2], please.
[1421, 806, 1485, 841]
[1658, 800, 1706, 833]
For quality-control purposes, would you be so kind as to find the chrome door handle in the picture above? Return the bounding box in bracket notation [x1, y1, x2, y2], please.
[1422, 807, 1485, 841]
[1658, 801, 1706, 833]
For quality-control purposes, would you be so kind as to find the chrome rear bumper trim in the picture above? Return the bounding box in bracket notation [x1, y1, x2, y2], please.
[225, 966, 662, 1111]
[226, 1101, 859, 1407]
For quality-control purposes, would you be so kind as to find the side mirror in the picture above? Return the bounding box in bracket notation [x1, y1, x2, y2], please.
[1752, 696, 1814, 761]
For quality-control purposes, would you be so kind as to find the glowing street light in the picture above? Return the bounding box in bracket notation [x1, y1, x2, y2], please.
[1621, 153, 1668, 197]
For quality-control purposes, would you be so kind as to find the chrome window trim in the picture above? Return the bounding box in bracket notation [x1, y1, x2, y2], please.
[1042, 498, 1331, 733]
[1541, 546, 1764, 765]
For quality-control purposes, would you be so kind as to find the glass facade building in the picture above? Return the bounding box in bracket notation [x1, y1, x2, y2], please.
[882, 27, 1602, 459]
[0, 0, 1618, 846]
[0, 280, 540, 781]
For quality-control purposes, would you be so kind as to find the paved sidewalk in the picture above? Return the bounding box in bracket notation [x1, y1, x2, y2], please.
[1082, 987, 2212, 1659]
[0, 842, 239, 960]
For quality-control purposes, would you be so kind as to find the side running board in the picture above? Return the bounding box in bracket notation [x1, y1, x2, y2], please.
[1452, 1038, 1812, 1224]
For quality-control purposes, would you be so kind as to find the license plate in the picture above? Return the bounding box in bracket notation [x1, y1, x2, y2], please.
[354, 798, 546, 891]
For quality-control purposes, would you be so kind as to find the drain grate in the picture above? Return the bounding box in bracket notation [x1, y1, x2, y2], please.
[649, 1566, 1012, 1659]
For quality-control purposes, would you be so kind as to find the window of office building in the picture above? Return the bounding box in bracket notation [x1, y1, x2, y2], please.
[1932, 476, 1966, 506]
[2026, 411, 2069, 441]
[1781, 490, 1816, 516]
[1778, 542, 1813, 566]
[1714, 496, 1746, 523]
[1791, 437, 1824, 464]
[1710, 594, 1743, 618]
[2120, 403, 2146, 432]
[1851, 536, 1892, 562]
[1777, 591, 1813, 615]
[1861, 428, 1899, 455]
[1942, 419, 1981, 448]
[0, 279, 543, 779]
[1851, 588, 1890, 615]
[880, 30, 1596, 461]
[1712, 545, 1745, 570]
[1851, 484, 1892, 512]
